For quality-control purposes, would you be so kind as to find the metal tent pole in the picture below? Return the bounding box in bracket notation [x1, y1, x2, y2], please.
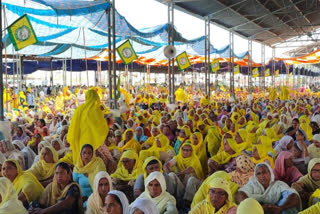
[112, 0, 117, 109]
[229, 31, 234, 94]
[0, 0, 4, 120]
[261, 43, 265, 90]
[248, 38, 252, 92]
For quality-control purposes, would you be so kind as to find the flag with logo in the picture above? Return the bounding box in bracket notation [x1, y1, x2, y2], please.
[252, 67, 259, 78]
[176, 52, 191, 71]
[210, 59, 220, 73]
[233, 65, 240, 75]
[264, 68, 270, 77]
[116, 40, 138, 65]
[8, 15, 38, 51]
[275, 69, 279, 77]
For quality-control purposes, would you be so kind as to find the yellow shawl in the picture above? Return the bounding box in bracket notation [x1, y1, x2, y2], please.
[111, 150, 143, 181]
[191, 132, 207, 171]
[210, 138, 242, 165]
[142, 156, 163, 179]
[175, 143, 204, 179]
[28, 146, 58, 181]
[73, 154, 106, 188]
[3, 159, 44, 203]
[119, 129, 141, 153]
[67, 90, 109, 164]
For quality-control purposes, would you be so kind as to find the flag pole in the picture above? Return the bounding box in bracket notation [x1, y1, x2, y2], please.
[0, 0, 4, 120]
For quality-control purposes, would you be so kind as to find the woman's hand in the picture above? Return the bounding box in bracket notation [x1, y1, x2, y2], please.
[29, 208, 44, 214]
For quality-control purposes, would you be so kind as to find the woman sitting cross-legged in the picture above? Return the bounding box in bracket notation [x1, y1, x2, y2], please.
[237, 162, 300, 214]
[29, 162, 83, 214]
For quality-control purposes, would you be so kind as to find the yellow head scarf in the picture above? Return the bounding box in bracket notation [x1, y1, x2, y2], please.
[210, 138, 242, 165]
[190, 132, 207, 170]
[237, 198, 263, 214]
[0, 177, 28, 214]
[2, 159, 44, 203]
[252, 144, 274, 168]
[111, 150, 143, 181]
[189, 177, 237, 214]
[27, 146, 58, 181]
[175, 143, 204, 179]
[237, 129, 252, 150]
[73, 145, 106, 188]
[205, 126, 222, 157]
[67, 90, 109, 163]
[142, 156, 163, 179]
[119, 129, 141, 153]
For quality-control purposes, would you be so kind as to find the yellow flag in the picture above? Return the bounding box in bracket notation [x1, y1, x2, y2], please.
[252, 67, 259, 78]
[275, 69, 279, 77]
[233, 65, 240, 75]
[264, 68, 270, 77]
[116, 40, 138, 65]
[176, 51, 191, 71]
[210, 59, 220, 73]
[8, 15, 38, 51]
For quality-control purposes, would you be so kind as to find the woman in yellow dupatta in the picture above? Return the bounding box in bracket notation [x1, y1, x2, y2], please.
[2, 159, 44, 206]
[73, 144, 106, 207]
[191, 171, 239, 209]
[230, 112, 240, 124]
[67, 90, 108, 164]
[191, 132, 208, 173]
[111, 150, 143, 182]
[252, 144, 275, 168]
[174, 125, 192, 154]
[35, 162, 83, 214]
[140, 134, 174, 162]
[189, 177, 237, 214]
[55, 92, 64, 112]
[27, 146, 58, 187]
[118, 129, 141, 153]
[205, 126, 222, 157]
[235, 129, 252, 151]
[299, 115, 313, 141]
[208, 138, 242, 175]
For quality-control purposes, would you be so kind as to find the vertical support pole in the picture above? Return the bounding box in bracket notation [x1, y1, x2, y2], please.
[168, 1, 174, 103]
[50, 58, 53, 87]
[229, 31, 234, 94]
[272, 47, 275, 88]
[205, 18, 210, 96]
[261, 43, 265, 89]
[70, 46, 73, 87]
[107, 7, 112, 108]
[248, 38, 252, 92]
[0, 0, 3, 119]
[112, 0, 117, 109]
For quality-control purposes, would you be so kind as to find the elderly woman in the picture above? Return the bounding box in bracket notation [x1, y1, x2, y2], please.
[12, 125, 30, 145]
[237, 162, 300, 213]
[73, 144, 106, 208]
[129, 198, 159, 214]
[164, 143, 204, 207]
[0, 177, 28, 213]
[189, 177, 237, 214]
[292, 158, 320, 208]
[118, 129, 141, 153]
[29, 162, 83, 214]
[134, 126, 148, 144]
[104, 190, 129, 214]
[307, 134, 320, 158]
[273, 151, 302, 186]
[86, 171, 113, 214]
[0, 140, 25, 170]
[134, 171, 178, 214]
[275, 135, 294, 155]
[2, 159, 44, 207]
[174, 125, 192, 154]
[27, 146, 59, 187]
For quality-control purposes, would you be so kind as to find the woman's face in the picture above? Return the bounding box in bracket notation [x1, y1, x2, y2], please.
[284, 157, 293, 169]
[192, 134, 199, 146]
[122, 158, 136, 172]
[81, 147, 93, 165]
[148, 179, 162, 198]
[209, 188, 228, 211]
[42, 148, 54, 163]
[16, 127, 23, 137]
[52, 141, 61, 151]
[0, 142, 7, 153]
[55, 166, 71, 185]
[287, 140, 293, 150]
[104, 195, 122, 214]
[311, 163, 320, 181]
[253, 146, 260, 160]
[135, 129, 142, 137]
[98, 178, 110, 200]
[151, 128, 159, 137]
[182, 145, 192, 158]
[179, 130, 186, 138]
[125, 131, 133, 141]
[295, 131, 304, 141]
[223, 139, 233, 154]
[256, 165, 271, 189]
[2, 162, 18, 182]
[34, 134, 42, 144]
[235, 132, 243, 144]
